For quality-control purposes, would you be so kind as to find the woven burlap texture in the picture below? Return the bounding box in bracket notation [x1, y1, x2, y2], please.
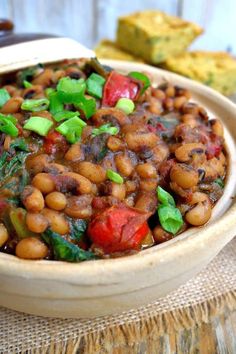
[1, 238, 236, 354]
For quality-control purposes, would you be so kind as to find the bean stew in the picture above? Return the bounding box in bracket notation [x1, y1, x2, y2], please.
[0, 58, 227, 262]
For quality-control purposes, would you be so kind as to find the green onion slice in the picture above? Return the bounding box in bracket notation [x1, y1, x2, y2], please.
[157, 205, 183, 235]
[128, 71, 151, 93]
[92, 123, 119, 137]
[106, 169, 124, 184]
[53, 110, 80, 122]
[157, 186, 176, 207]
[75, 96, 96, 119]
[49, 91, 64, 115]
[214, 177, 224, 188]
[0, 113, 18, 137]
[56, 116, 86, 143]
[21, 98, 49, 112]
[24, 116, 53, 136]
[23, 80, 33, 88]
[0, 88, 10, 108]
[86, 73, 105, 99]
[57, 77, 86, 103]
[115, 98, 135, 115]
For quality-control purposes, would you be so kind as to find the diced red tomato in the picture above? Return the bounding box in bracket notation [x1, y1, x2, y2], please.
[206, 134, 223, 159]
[43, 131, 68, 154]
[88, 204, 150, 253]
[102, 71, 141, 107]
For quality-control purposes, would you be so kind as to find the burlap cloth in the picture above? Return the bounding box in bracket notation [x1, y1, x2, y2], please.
[0, 238, 235, 354]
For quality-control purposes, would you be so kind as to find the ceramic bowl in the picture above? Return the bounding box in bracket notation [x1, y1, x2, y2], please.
[0, 40, 236, 318]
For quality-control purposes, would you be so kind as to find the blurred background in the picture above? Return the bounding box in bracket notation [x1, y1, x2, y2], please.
[0, 0, 235, 53]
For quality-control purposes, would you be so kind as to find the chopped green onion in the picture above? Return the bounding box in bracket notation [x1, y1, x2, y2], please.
[56, 116, 86, 143]
[0, 88, 10, 108]
[157, 186, 176, 207]
[86, 73, 106, 99]
[92, 123, 119, 137]
[128, 71, 151, 93]
[24, 116, 53, 136]
[57, 77, 86, 103]
[75, 96, 96, 119]
[45, 87, 55, 98]
[157, 205, 183, 235]
[10, 138, 29, 151]
[21, 98, 49, 112]
[106, 169, 124, 184]
[49, 91, 64, 115]
[23, 80, 33, 88]
[115, 98, 135, 115]
[53, 110, 80, 122]
[0, 113, 18, 137]
[214, 177, 224, 188]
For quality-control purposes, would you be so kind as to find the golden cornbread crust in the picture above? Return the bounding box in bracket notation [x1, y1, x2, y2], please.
[163, 51, 236, 95]
[95, 40, 143, 62]
[117, 10, 203, 64]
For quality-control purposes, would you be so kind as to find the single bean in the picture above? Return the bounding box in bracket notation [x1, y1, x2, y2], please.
[92, 108, 130, 126]
[211, 119, 224, 137]
[181, 114, 197, 128]
[165, 85, 175, 97]
[170, 163, 198, 189]
[125, 180, 138, 193]
[153, 226, 172, 244]
[22, 186, 45, 212]
[148, 97, 162, 114]
[136, 163, 157, 179]
[0, 97, 23, 114]
[125, 132, 158, 151]
[107, 136, 125, 151]
[151, 143, 169, 164]
[163, 97, 174, 111]
[64, 142, 84, 162]
[173, 96, 187, 110]
[135, 191, 157, 212]
[115, 154, 134, 177]
[65, 195, 92, 218]
[44, 163, 68, 175]
[181, 103, 199, 115]
[61, 172, 92, 194]
[26, 213, 49, 233]
[32, 68, 54, 86]
[15, 237, 48, 260]
[185, 196, 212, 226]
[26, 154, 50, 175]
[41, 208, 69, 234]
[109, 182, 126, 200]
[32, 173, 55, 194]
[152, 89, 166, 100]
[175, 143, 206, 162]
[75, 161, 106, 183]
[0, 223, 9, 247]
[141, 231, 155, 248]
[45, 192, 67, 211]
[140, 179, 158, 191]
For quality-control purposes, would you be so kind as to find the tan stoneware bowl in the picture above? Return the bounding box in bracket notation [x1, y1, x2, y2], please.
[0, 38, 236, 318]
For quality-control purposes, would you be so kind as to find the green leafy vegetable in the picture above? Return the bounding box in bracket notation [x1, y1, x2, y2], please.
[92, 123, 119, 137]
[214, 177, 224, 188]
[107, 169, 124, 184]
[86, 73, 106, 99]
[95, 146, 108, 162]
[157, 186, 175, 207]
[128, 71, 151, 93]
[42, 229, 97, 262]
[21, 98, 49, 112]
[10, 208, 36, 239]
[68, 219, 88, 241]
[157, 205, 183, 235]
[10, 138, 29, 152]
[0, 88, 10, 108]
[24, 116, 53, 136]
[17, 64, 43, 86]
[4, 152, 28, 176]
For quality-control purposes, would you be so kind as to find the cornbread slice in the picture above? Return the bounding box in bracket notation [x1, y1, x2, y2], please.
[95, 39, 143, 62]
[163, 51, 236, 96]
[117, 11, 203, 64]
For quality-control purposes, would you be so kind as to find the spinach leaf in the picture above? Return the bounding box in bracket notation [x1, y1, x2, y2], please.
[214, 177, 224, 189]
[42, 229, 97, 262]
[4, 151, 28, 176]
[68, 218, 88, 241]
[10, 138, 29, 152]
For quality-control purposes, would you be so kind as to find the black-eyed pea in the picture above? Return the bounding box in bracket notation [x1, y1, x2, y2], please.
[107, 136, 125, 152]
[185, 193, 212, 226]
[41, 208, 69, 234]
[125, 132, 158, 151]
[140, 179, 158, 192]
[75, 162, 106, 183]
[64, 142, 84, 162]
[170, 163, 198, 189]
[15, 237, 48, 260]
[181, 114, 197, 128]
[45, 192, 67, 211]
[135, 192, 157, 213]
[173, 96, 187, 110]
[0, 224, 9, 247]
[22, 186, 45, 212]
[61, 172, 92, 194]
[26, 213, 49, 233]
[153, 226, 172, 244]
[65, 195, 92, 219]
[211, 119, 224, 137]
[175, 143, 206, 162]
[110, 183, 126, 200]
[136, 163, 157, 179]
[115, 154, 134, 177]
[32, 173, 55, 194]
[1, 97, 23, 114]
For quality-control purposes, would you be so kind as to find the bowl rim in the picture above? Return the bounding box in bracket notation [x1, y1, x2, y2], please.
[0, 60, 236, 282]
